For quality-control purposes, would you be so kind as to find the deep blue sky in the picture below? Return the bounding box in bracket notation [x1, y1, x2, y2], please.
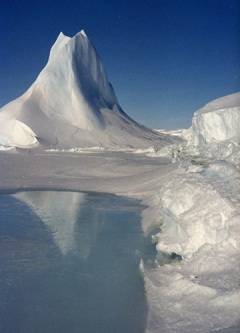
[0, 0, 239, 129]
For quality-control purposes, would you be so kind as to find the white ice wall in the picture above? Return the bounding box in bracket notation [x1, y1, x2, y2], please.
[192, 92, 240, 145]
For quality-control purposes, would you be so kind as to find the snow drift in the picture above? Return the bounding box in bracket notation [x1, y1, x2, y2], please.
[141, 104, 240, 332]
[0, 87, 240, 332]
[0, 30, 162, 149]
[192, 92, 240, 145]
[1, 29, 240, 333]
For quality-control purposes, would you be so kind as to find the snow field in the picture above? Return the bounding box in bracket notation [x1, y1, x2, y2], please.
[0, 129, 239, 333]
[140, 123, 240, 332]
[0, 28, 239, 332]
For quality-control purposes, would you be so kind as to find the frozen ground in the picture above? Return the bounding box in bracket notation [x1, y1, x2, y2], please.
[0, 30, 239, 332]
[0, 131, 239, 333]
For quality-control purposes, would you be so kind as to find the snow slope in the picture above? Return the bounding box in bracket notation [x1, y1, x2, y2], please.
[0, 29, 239, 332]
[0, 31, 164, 149]
[140, 93, 240, 332]
[0, 106, 240, 332]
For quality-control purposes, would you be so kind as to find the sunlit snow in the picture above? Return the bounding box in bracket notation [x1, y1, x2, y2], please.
[0, 30, 239, 333]
[0, 30, 164, 150]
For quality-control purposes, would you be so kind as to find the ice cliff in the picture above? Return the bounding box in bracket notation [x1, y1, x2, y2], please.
[143, 92, 240, 333]
[0, 30, 162, 149]
[192, 92, 240, 145]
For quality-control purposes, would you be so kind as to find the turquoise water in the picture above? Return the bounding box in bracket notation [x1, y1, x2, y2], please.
[0, 191, 149, 333]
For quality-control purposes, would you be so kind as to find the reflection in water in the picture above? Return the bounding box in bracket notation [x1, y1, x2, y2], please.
[14, 191, 85, 256]
[0, 191, 147, 333]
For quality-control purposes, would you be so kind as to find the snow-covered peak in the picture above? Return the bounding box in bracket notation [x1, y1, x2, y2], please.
[48, 32, 70, 61]
[0, 30, 163, 149]
[192, 92, 240, 145]
[79, 29, 87, 37]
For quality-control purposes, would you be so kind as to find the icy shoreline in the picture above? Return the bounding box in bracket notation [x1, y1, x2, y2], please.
[0, 146, 239, 333]
[0, 28, 239, 331]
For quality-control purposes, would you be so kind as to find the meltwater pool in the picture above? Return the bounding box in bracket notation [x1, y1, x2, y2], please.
[0, 191, 149, 333]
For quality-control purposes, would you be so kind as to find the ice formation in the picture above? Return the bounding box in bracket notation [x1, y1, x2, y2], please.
[192, 92, 240, 145]
[0, 29, 239, 333]
[0, 91, 240, 332]
[0, 31, 162, 149]
[141, 93, 240, 332]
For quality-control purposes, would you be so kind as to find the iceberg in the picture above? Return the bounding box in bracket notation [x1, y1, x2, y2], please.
[192, 92, 240, 145]
[0, 29, 239, 333]
[0, 31, 164, 149]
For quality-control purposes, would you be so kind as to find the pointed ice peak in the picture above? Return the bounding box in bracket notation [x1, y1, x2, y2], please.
[55, 31, 70, 43]
[49, 30, 88, 61]
[80, 29, 87, 38]
[0, 29, 162, 149]
[48, 32, 70, 62]
[58, 31, 66, 38]
[32, 28, 118, 132]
